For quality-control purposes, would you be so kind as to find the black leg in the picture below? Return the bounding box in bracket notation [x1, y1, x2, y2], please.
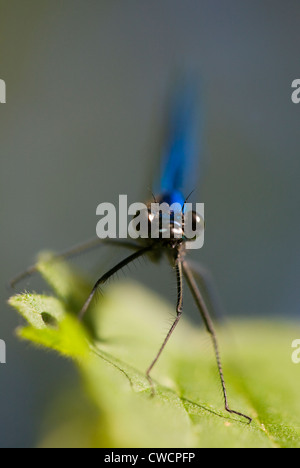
[182, 260, 252, 424]
[10, 237, 140, 289]
[187, 259, 226, 322]
[78, 245, 152, 320]
[146, 257, 183, 394]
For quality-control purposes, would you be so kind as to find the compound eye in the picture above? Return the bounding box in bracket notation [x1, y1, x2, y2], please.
[183, 210, 205, 241]
[192, 211, 204, 231]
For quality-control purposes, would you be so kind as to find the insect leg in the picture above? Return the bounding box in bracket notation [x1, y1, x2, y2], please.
[182, 260, 252, 423]
[78, 245, 152, 320]
[10, 237, 140, 289]
[146, 257, 183, 394]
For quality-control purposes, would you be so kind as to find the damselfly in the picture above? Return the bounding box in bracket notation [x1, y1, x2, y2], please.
[11, 80, 252, 424]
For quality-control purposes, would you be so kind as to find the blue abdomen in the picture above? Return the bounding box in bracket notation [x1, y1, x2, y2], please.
[155, 79, 201, 207]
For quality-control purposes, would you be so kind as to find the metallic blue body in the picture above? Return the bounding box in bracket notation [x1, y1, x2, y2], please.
[155, 82, 201, 209]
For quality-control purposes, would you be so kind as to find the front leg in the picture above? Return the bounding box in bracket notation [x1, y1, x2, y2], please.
[78, 246, 152, 320]
[146, 256, 183, 394]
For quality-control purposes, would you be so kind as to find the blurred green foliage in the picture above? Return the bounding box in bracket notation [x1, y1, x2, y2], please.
[9, 253, 300, 448]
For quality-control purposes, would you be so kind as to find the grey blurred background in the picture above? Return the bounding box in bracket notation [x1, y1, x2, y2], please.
[1, 0, 300, 447]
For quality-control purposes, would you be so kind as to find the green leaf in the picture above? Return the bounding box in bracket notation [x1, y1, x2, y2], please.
[8, 253, 300, 448]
